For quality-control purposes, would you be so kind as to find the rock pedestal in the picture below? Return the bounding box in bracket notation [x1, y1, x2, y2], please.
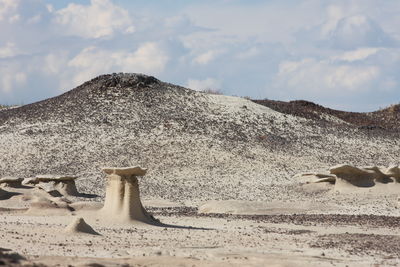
[100, 166, 157, 224]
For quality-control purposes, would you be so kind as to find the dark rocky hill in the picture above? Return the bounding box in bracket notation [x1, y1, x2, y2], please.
[253, 99, 400, 131]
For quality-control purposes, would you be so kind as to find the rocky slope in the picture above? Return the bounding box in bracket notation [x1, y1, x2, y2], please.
[0, 73, 399, 206]
[253, 99, 400, 130]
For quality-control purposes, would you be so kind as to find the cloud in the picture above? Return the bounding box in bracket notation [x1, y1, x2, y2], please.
[1, 0, 400, 111]
[54, 0, 135, 39]
[0, 42, 20, 58]
[192, 50, 222, 65]
[326, 15, 397, 49]
[0, 69, 26, 94]
[332, 47, 380, 62]
[67, 42, 169, 87]
[187, 78, 221, 91]
[0, 0, 19, 22]
[276, 58, 380, 96]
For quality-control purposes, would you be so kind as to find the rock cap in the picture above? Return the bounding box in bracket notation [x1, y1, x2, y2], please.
[0, 176, 23, 183]
[102, 166, 147, 176]
[35, 175, 77, 182]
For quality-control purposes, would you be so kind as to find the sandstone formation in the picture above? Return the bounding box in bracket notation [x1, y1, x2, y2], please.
[0, 176, 23, 188]
[298, 164, 400, 193]
[24, 175, 79, 196]
[64, 217, 100, 235]
[100, 166, 158, 224]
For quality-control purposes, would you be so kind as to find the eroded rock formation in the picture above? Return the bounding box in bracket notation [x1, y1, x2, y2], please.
[298, 164, 400, 193]
[100, 166, 158, 224]
[0, 176, 23, 188]
[24, 175, 79, 196]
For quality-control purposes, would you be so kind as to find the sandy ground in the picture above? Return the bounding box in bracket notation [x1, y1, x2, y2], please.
[1, 186, 399, 267]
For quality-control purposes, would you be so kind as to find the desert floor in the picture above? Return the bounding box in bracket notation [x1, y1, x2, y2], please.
[1, 186, 399, 267]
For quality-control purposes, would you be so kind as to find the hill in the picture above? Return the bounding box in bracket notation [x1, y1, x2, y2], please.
[253, 99, 400, 130]
[0, 73, 399, 207]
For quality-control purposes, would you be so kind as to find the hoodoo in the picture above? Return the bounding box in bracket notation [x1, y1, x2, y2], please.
[100, 166, 158, 224]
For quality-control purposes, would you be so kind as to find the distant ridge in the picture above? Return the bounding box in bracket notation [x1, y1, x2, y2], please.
[253, 99, 400, 130]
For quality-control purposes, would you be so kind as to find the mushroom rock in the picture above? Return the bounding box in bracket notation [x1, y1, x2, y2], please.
[100, 166, 159, 224]
[29, 175, 79, 196]
[64, 217, 100, 235]
[0, 177, 24, 188]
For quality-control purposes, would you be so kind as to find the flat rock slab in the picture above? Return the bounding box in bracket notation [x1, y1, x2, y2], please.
[23, 175, 77, 185]
[102, 166, 147, 176]
[0, 177, 23, 183]
[35, 175, 77, 182]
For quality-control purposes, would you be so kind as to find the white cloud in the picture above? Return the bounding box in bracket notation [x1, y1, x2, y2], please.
[333, 47, 380, 62]
[326, 15, 395, 49]
[236, 47, 260, 59]
[0, 0, 19, 21]
[27, 14, 41, 24]
[1, 0, 400, 111]
[276, 58, 380, 95]
[67, 42, 168, 87]
[193, 50, 221, 65]
[0, 71, 26, 93]
[55, 0, 135, 39]
[187, 78, 221, 91]
[0, 42, 19, 58]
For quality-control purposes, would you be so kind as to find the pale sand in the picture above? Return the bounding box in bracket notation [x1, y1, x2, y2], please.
[0, 185, 399, 267]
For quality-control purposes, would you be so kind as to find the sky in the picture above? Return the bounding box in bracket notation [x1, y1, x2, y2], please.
[0, 0, 400, 111]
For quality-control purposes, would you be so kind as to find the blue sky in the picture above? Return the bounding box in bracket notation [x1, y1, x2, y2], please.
[0, 0, 399, 111]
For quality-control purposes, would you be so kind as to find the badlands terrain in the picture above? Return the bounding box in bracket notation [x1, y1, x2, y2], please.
[0, 73, 399, 266]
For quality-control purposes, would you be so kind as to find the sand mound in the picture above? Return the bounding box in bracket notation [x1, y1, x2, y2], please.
[64, 217, 100, 235]
[99, 166, 159, 225]
[298, 164, 400, 194]
[25, 195, 73, 215]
